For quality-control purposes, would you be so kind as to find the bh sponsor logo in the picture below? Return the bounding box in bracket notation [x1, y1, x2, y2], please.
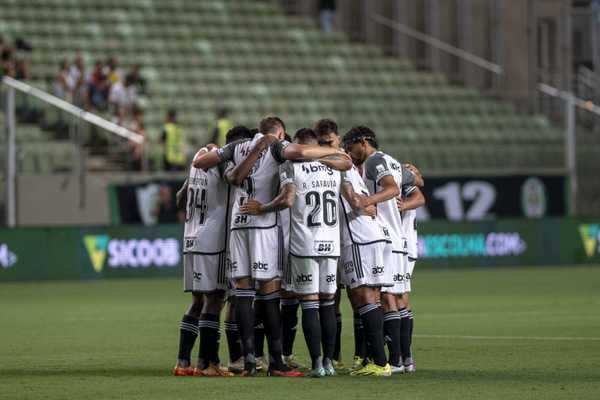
[314, 241, 334, 255]
[418, 232, 527, 259]
[295, 273, 313, 284]
[83, 235, 180, 273]
[579, 224, 600, 258]
[0, 243, 18, 269]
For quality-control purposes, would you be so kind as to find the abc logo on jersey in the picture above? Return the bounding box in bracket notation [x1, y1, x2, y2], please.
[252, 262, 268, 271]
[393, 273, 404, 282]
[314, 241, 334, 255]
[295, 273, 313, 284]
[372, 265, 384, 275]
[325, 274, 336, 283]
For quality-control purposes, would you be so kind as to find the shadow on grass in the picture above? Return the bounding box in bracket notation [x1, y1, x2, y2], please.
[1, 367, 599, 384]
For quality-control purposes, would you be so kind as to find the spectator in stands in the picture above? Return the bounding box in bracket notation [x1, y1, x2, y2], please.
[53, 59, 72, 100]
[108, 73, 138, 125]
[130, 64, 147, 95]
[319, 0, 336, 33]
[210, 107, 233, 147]
[128, 105, 146, 171]
[105, 56, 121, 84]
[87, 60, 109, 110]
[0, 45, 16, 78]
[14, 57, 30, 80]
[69, 53, 86, 106]
[161, 109, 186, 171]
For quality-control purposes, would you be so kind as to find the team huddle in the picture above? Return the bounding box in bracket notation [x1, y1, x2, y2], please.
[173, 117, 425, 378]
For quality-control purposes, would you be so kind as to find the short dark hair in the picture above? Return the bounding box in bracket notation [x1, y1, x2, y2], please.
[314, 118, 338, 138]
[226, 125, 253, 144]
[342, 126, 378, 149]
[259, 116, 285, 135]
[249, 128, 259, 137]
[293, 128, 317, 144]
[284, 133, 292, 142]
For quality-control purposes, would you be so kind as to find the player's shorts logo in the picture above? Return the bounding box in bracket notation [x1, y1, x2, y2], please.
[252, 261, 268, 271]
[343, 261, 354, 274]
[229, 261, 238, 271]
[193, 272, 203, 281]
[393, 273, 404, 282]
[405, 272, 411, 280]
[314, 241, 334, 255]
[372, 266, 384, 275]
[325, 274, 336, 283]
[295, 273, 313, 283]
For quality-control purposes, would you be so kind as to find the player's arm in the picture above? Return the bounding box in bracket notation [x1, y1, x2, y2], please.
[175, 179, 188, 211]
[396, 187, 426, 212]
[404, 163, 424, 187]
[281, 143, 346, 164]
[317, 153, 353, 171]
[341, 182, 376, 217]
[226, 135, 278, 186]
[363, 175, 400, 206]
[240, 183, 296, 215]
[191, 143, 219, 171]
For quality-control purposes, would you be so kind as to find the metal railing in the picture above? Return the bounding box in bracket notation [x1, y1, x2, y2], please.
[2, 76, 144, 227]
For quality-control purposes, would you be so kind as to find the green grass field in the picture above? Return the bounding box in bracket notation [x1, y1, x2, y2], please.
[1, 265, 600, 400]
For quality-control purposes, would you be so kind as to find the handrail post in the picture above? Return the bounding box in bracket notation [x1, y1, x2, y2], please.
[5, 86, 17, 227]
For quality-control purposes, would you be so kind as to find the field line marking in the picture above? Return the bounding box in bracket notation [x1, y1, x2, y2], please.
[415, 334, 600, 342]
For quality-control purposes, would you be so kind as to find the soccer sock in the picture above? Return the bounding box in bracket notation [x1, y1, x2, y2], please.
[253, 295, 265, 359]
[261, 291, 285, 370]
[281, 298, 300, 357]
[224, 321, 242, 363]
[383, 311, 402, 366]
[406, 309, 414, 364]
[319, 299, 337, 362]
[358, 303, 387, 367]
[399, 308, 411, 364]
[198, 313, 220, 368]
[353, 312, 366, 359]
[234, 289, 256, 370]
[301, 300, 322, 369]
[333, 313, 342, 362]
[177, 314, 199, 367]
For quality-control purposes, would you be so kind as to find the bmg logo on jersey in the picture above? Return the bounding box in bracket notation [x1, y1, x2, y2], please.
[252, 261, 269, 271]
[83, 235, 180, 273]
[295, 273, 313, 284]
[301, 164, 333, 175]
[314, 240, 334, 255]
[0, 244, 18, 269]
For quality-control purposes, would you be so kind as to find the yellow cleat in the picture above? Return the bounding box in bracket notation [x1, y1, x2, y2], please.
[350, 363, 392, 377]
[351, 356, 364, 371]
[196, 363, 235, 377]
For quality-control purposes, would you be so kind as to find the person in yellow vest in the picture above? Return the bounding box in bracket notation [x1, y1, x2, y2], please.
[161, 109, 186, 171]
[210, 107, 233, 148]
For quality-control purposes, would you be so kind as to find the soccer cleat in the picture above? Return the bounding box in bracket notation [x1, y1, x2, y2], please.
[391, 364, 405, 374]
[350, 363, 392, 377]
[310, 367, 326, 378]
[172, 365, 194, 376]
[227, 357, 244, 373]
[201, 362, 235, 377]
[268, 368, 305, 377]
[404, 363, 416, 373]
[255, 356, 268, 371]
[332, 359, 344, 369]
[239, 366, 258, 377]
[283, 354, 303, 369]
[351, 356, 364, 371]
[323, 358, 336, 376]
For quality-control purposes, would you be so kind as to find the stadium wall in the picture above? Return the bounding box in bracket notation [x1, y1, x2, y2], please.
[1, 218, 599, 281]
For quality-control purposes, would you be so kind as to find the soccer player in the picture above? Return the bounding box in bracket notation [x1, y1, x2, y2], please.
[241, 127, 348, 377]
[194, 117, 349, 377]
[315, 119, 393, 376]
[342, 126, 423, 373]
[173, 125, 253, 377]
[396, 165, 425, 373]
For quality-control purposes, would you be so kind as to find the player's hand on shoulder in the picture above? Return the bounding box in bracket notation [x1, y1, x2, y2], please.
[240, 199, 263, 215]
[362, 204, 377, 217]
[395, 196, 405, 212]
[258, 134, 278, 150]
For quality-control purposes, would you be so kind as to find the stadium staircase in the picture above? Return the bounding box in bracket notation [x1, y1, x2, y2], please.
[0, 0, 588, 183]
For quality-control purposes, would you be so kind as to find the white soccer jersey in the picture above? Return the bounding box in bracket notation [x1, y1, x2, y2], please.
[183, 161, 230, 254]
[402, 185, 418, 259]
[217, 134, 289, 230]
[280, 160, 342, 258]
[339, 165, 390, 247]
[361, 151, 415, 253]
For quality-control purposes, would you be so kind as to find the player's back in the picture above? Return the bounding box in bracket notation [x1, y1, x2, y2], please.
[281, 160, 341, 258]
[362, 151, 406, 252]
[339, 165, 390, 246]
[183, 163, 230, 254]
